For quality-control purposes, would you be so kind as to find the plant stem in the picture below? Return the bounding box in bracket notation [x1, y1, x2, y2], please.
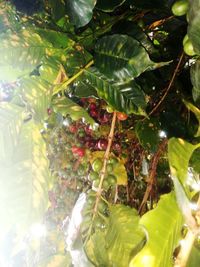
[148, 52, 184, 116]
[139, 138, 168, 214]
[93, 112, 117, 217]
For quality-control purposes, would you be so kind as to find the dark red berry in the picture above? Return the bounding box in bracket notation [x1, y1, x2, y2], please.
[112, 142, 121, 153]
[90, 109, 98, 118]
[47, 108, 52, 115]
[89, 103, 97, 110]
[97, 139, 108, 150]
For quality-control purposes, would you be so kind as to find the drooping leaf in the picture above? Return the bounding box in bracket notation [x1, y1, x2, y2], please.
[129, 193, 183, 267]
[96, 0, 126, 12]
[52, 96, 96, 126]
[0, 120, 52, 237]
[94, 34, 168, 83]
[65, 0, 97, 28]
[81, 67, 147, 115]
[190, 60, 200, 104]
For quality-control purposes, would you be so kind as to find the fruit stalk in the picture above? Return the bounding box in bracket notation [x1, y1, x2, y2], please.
[92, 112, 117, 217]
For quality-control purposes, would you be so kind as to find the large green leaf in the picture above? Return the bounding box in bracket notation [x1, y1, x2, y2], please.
[190, 60, 200, 104]
[80, 67, 147, 115]
[0, 103, 24, 163]
[65, 0, 97, 28]
[94, 34, 167, 83]
[52, 96, 96, 126]
[168, 138, 200, 193]
[85, 205, 145, 267]
[0, 120, 52, 237]
[107, 205, 146, 267]
[183, 100, 200, 137]
[19, 77, 53, 123]
[129, 193, 183, 267]
[188, 0, 200, 54]
[187, 245, 200, 267]
[96, 0, 126, 11]
[0, 29, 73, 74]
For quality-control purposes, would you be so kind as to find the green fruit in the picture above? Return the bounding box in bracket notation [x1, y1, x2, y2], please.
[98, 200, 107, 213]
[109, 157, 118, 165]
[172, 0, 189, 16]
[106, 163, 113, 173]
[107, 174, 117, 186]
[92, 158, 103, 172]
[93, 178, 100, 188]
[89, 171, 99, 181]
[184, 39, 196, 56]
[102, 179, 110, 190]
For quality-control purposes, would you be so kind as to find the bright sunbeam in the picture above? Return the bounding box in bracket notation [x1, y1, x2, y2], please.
[30, 223, 47, 239]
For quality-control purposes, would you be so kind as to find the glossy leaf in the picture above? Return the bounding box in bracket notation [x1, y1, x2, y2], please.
[94, 34, 168, 82]
[96, 0, 126, 12]
[52, 96, 96, 126]
[130, 193, 183, 267]
[188, 0, 200, 54]
[65, 0, 97, 28]
[190, 60, 200, 104]
[81, 67, 147, 115]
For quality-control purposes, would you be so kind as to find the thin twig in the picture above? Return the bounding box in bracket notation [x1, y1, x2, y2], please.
[146, 16, 174, 30]
[139, 139, 168, 214]
[148, 52, 184, 117]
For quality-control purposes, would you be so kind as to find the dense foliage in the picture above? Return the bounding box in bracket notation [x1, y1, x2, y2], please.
[1, 0, 200, 266]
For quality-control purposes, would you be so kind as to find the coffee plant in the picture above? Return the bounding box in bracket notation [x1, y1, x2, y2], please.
[1, 0, 200, 266]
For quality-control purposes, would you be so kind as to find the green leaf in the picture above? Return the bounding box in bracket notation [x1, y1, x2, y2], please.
[66, 0, 97, 28]
[52, 96, 96, 126]
[129, 193, 183, 267]
[96, 0, 126, 12]
[107, 205, 146, 267]
[135, 118, 160, 152]
[187, 245, 200, 267]
[188, 0, 200, 54]
[0, 120, 52, 236]
[85, 204, 145, 267]
[81, 67, 147, 115]
[190, 60, 200, 104]
[19, 77, 53, 123]
[0, 29, 73, 74]
[0, 103, 24, 163]
[183, 100, 200, 137]
[94, 34, 167, 83]
[168, 138, 200, 194]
